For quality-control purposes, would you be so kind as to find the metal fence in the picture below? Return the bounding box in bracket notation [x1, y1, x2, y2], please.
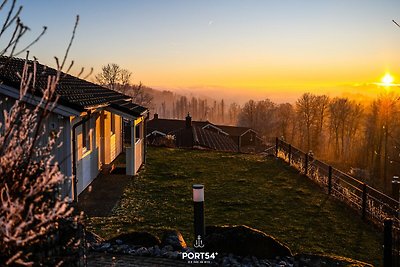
[275, 138, 400, 266]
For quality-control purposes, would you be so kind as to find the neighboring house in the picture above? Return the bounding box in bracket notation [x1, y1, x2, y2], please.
[0, 57, 148, 201]
[212, 125, 263, 152]
[147, 113, 262, 152]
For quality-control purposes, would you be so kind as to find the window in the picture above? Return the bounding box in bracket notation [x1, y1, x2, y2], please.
[82, 119, 91, 151]
[111, 113, 116, 135]
[135, 122, 142, 142]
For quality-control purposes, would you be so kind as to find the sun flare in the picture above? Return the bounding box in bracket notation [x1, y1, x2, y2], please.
[381, 73, 394, 86]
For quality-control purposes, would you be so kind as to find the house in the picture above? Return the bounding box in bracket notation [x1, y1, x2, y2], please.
[147, 113, 262, 152]
[211, 125, 263, 152]
[0, 57, 149, 201]
[147, 114, 238, 152]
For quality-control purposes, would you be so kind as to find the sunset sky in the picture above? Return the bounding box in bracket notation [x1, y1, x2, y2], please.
[13, 0, 400, 103]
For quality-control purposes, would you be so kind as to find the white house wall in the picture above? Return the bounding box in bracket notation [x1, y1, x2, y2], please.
[75, 114, 100, 195]
[0, 93, 73, 199]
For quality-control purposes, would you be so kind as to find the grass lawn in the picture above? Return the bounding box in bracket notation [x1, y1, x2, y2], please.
[86, 146, 383, 265]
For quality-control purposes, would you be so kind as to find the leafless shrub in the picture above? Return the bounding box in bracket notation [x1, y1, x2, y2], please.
[0, 2, 83, 264]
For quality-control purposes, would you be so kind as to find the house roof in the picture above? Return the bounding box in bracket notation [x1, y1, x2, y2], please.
[147, 118, 209, 135]
[193, 126, 237, 152]
[147, 117, 238, 152]
[0, 57, 148, 117]
[214, 125, 257, 137]
[147, 118, 186, 135]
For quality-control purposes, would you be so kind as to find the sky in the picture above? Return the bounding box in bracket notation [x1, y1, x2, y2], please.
[7, 0, 400, 103]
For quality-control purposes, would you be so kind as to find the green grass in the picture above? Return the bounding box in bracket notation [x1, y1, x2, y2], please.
[87, 147, 383, 265]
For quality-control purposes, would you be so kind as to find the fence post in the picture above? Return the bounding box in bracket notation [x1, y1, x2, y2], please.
[328, 166, 332, 195]
[384, 219, 393, 267]
[288, 144, 292, 165]
[275, 137, 278, 157]
[304, 153, 309, 175]
[362, 183, 368, 220]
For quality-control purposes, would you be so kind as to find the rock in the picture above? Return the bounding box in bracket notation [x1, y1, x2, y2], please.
[278, 260, 287, 266]
[99, 242, 111, 252]
[115, 239, 123, 245]
[205, 225, 292, 259]
[153, 246, 161, 257]
[136, 247, 150, 256]
[161, 230, 187, 251]
[107, 231, 161, 247]
[162, 245, 174, 252]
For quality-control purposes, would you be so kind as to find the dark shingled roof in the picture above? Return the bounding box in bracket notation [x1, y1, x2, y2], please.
[147, 118, 238, 152]
[0, 57, 148, 117]
[192, 126, 237, 152]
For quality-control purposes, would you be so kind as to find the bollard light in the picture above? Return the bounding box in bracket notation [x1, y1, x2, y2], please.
[193, 184, 205, 249]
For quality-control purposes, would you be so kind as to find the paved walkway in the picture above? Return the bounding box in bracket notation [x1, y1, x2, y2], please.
[87, 252, 199, 267]
[78, 173, 132, 216]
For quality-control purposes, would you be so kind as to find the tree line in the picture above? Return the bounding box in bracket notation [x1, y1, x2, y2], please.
[93, 63, 400, 192]
[237, 92, 400, 193]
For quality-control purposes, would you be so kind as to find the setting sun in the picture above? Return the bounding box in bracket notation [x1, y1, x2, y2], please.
[381, 73, 394, 86]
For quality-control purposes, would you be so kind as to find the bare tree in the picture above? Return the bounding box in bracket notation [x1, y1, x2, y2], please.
[238, 100, 257, 129]
[129, 81, 153, 107]
[0, 4, 82, 265]
[276, 103, 294, 142]
[95, 63, 130, 91]
[296, 93, 319, 151]
[95, 63, 152, 107]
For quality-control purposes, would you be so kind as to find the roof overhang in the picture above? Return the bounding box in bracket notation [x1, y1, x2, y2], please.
[0, 84, 81, 117]
[105, 106, 139, 120]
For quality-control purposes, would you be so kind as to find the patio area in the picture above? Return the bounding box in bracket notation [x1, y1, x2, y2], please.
[77, 154, 132, 217]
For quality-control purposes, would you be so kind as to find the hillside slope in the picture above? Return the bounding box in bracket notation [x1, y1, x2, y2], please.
[87, 147, 382, 265]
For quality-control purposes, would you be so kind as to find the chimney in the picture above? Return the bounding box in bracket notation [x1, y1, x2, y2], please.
[154, 113, 159, 120]
[186, 113, 192, 128]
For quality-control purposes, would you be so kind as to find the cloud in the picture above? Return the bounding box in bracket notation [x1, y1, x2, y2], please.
[208, 20, 214, 26]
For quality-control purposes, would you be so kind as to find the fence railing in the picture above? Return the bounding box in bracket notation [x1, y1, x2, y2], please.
[274, 138, 400, 266]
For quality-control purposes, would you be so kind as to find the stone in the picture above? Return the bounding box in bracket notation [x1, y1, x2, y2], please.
[153, 246, 161, 257]
[107, 231, 161, 247]
[136, 247, 150, 256]
[162, 245, 174, 252]
[161, 230, 187, 251]
[278, 260, 287, 266]
[205, 225, 292, 259]
[100, 242, 111, 251]
[115, 239, 123, 245]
